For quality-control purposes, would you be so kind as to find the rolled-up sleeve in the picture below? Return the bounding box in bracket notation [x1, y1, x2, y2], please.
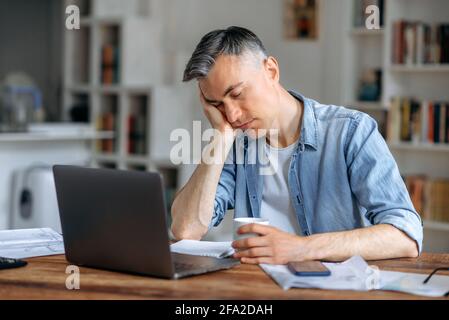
[209, 144, 236, 228]
[345, 112, 423, 253]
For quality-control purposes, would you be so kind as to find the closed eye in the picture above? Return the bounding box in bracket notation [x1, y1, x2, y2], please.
[231, 92, 242, 99]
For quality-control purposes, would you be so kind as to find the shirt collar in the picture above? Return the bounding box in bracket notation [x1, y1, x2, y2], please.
[288, 90, 318, 151]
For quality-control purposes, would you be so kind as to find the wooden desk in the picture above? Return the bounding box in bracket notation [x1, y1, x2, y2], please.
[0, 253, 448, 299]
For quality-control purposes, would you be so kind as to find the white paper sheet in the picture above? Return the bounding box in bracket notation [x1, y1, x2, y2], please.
[0, 228, 64, 259]
[261, 256, 376, 291]
[380, 270, 449, 297]
[261, 255, 449, 297]
[170, 240, 235, 258]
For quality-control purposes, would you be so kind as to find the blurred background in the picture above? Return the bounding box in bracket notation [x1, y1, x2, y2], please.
[0, 0, 448, 252]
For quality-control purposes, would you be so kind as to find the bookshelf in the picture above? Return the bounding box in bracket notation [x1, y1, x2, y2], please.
[424, 220, 449, 232]
[389, 65, 449, 73]
[350, 27, 384, 37]
[63, 0, 190, 215]
[344, 1, 387, 136]
[388, 142, 449, 153]
[342, 0, 449, 252]
[347, 101, 388, 112]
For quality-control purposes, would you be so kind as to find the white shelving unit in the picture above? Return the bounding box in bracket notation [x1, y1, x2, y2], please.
[346, 101, 388, 112]
[389, 64, 449, 73]
[342, 1, 388, 138]
[424, 220, 449, 232]
[388, 142, 449, 153]
[350, 27, 385, 37]
[341, 0, 449, 253]
[62, 0, 196, 214]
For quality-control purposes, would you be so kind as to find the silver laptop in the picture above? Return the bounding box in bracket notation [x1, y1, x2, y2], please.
[53, 165, 239, 279]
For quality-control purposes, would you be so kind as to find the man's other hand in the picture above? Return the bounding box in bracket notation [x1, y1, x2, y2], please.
[231, 224, 312, 264]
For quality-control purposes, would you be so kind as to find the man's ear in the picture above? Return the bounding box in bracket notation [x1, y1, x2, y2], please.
[264, 56, 280, 83]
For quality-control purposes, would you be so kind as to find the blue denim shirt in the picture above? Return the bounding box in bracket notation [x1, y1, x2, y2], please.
[210, 90, 423, 253]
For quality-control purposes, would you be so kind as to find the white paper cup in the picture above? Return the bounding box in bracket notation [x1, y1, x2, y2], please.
[233, 217, 270, 241]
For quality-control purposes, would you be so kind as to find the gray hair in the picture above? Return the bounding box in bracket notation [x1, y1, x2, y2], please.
[183, 26, 268, 82]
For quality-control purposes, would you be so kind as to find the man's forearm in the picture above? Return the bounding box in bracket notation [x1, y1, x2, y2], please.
[303, 224, 419, 262]
[170, 131, 234, 240]
[171, 162, 224, 240]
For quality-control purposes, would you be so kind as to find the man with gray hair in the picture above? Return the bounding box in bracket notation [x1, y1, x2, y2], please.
[171, 26, 422, 264]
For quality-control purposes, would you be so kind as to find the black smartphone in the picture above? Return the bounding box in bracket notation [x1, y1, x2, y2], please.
[287, 261, 331, 277]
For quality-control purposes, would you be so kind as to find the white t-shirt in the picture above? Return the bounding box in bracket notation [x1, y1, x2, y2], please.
[260, 139, 302, 235]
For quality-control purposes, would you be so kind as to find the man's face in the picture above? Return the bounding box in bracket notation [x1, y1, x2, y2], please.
[198, 53, 280, 136]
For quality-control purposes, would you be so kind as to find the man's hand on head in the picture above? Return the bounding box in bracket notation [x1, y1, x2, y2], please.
[231, 223, 312, 265]
[198, 85, 234, 135]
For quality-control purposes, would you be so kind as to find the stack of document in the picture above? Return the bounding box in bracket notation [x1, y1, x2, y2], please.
[170, 240, 449, 297]
[260, 256, 376, 291]
[0, 228, 64, 259]
[261, 256, 449, 297]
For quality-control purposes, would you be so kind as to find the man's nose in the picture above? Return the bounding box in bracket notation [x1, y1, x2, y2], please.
[224, 103, 242, 124]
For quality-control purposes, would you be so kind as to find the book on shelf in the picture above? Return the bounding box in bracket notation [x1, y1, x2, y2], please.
[388, 97, 449, 144]
[96, 112, 117, 153]
[405, 175, 449, 223]
[392, 20, 449, 65]
[127, 115, 135, 154]
[353, 0, 384, 28]
[127, 114, 147, 155]
[95, 115, 103, 152]
[101, 44, 120, 84]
